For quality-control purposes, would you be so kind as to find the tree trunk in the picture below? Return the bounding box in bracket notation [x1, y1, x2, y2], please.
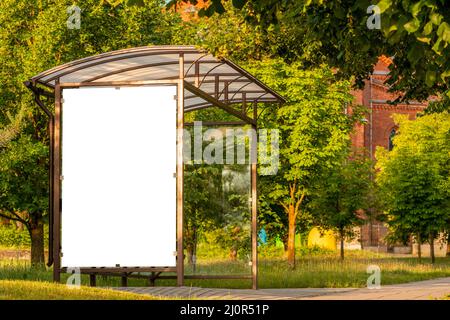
[229, 248, 237, 260]
[186, 227, 197, 265]
[340, 230, 345, 261]
[186, 246, 194, 265]
[287, 204, 296, 269]
[429, 234, 435, 264]
[29, 216, 45, 267]
[417, 233, 422, 261]
[192, 239, 197, 273]
[282, 233, 288, 251]
[447, 234, 450, 257]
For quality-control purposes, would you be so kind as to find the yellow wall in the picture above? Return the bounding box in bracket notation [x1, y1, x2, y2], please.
[307, 227, 336, 250]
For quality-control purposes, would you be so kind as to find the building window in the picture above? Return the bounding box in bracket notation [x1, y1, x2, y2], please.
[388, 128, 396, 151]
[184, 5, 197, 14]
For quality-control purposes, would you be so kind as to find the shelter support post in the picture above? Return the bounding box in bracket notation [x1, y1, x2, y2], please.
[35, 95, 55, 267]
[53, 83, 62, 282]
[251, 101, 258, 290]
[177, 53, 185, 287]
[48, 116, 54, 267]
[24, 82, 55, 268]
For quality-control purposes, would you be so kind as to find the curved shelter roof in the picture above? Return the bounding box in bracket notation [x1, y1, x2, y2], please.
[29, 45, 285, 113]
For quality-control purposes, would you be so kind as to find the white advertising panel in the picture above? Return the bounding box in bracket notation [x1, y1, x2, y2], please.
[61, 86, 177, 267]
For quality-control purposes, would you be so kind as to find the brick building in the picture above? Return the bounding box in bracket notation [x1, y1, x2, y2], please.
[351, 56, 428, 251]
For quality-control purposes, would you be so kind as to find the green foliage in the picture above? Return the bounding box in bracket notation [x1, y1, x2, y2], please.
[0, 226, 31, 248]
[258, 244, 333, 259]
[258, 197, 288, 246]
[244, 58, 363, 266]
[183, 116, 252, 261]
[178, 0, 450, 106]
[423, 96, 450, 115]
[0, 224, 49, 248]
[171, 1, 365, 254]
[171, 0, 277, 61]
[0, 134, 48, 263]
[0, 136, 49, 219]
[247, 59, 361, 186]
[0, 107, 26, 148]
[0, 0, 178, 114]
[183, 161, 224, 261]
[0, 0, 179, 125]
[376, 113, 450, 246]
[172, 0, 450, 260]
[247, 59, 362, 227]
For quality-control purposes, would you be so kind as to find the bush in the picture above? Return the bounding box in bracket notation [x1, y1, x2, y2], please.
[0, 224, 48, 248]
[0, 226, 30, 247]
[258, 244, 285, 258]
[258, 244, 334, 259]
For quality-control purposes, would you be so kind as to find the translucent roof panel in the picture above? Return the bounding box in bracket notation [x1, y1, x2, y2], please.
[30, 45, 285, 110]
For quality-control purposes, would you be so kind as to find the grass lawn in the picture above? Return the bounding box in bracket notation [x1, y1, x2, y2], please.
[1, 247, 449, 290]
[0, 279, 155, 300]
[258, 252, 450, 288]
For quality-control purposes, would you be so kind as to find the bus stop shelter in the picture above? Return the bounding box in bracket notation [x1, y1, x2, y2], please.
[25, 45, 285, 289]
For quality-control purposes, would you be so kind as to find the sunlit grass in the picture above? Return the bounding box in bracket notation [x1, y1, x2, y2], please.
[0, 279, 156, 300]
[258, 251, 450, 288]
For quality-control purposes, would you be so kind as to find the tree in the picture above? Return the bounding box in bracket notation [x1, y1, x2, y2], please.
[248, 59, 362, 267]
[172, 0, 450, 106]
[309, 151, 373, 260]
[258, 195, 289, 250]
[423, 97, 450, 115]
[171, 0, 278, 61]
[0, 0, 179, 265]
[184, 163, 223, 266]
[376, 113, 450, 263]
[172, 3, 318, 257]
[214, 166, 252, 260]
[0, 136, 48, 265]
[0, 106, 26, 148]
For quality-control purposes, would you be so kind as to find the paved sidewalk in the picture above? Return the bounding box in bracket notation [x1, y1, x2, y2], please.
[115, 277, 450, 300]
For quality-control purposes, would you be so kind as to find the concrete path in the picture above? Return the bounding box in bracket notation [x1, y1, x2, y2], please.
[114, 277, 450, 300]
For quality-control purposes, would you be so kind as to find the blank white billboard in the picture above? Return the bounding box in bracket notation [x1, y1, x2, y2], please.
[61, 86, 177, 267]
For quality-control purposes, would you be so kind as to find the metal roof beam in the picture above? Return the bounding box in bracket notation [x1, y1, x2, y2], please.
[81, 60, 218, 83]
[33, 46, 202, 82]
[184, 81, 256, 126]
[184, 90, 267, 100]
